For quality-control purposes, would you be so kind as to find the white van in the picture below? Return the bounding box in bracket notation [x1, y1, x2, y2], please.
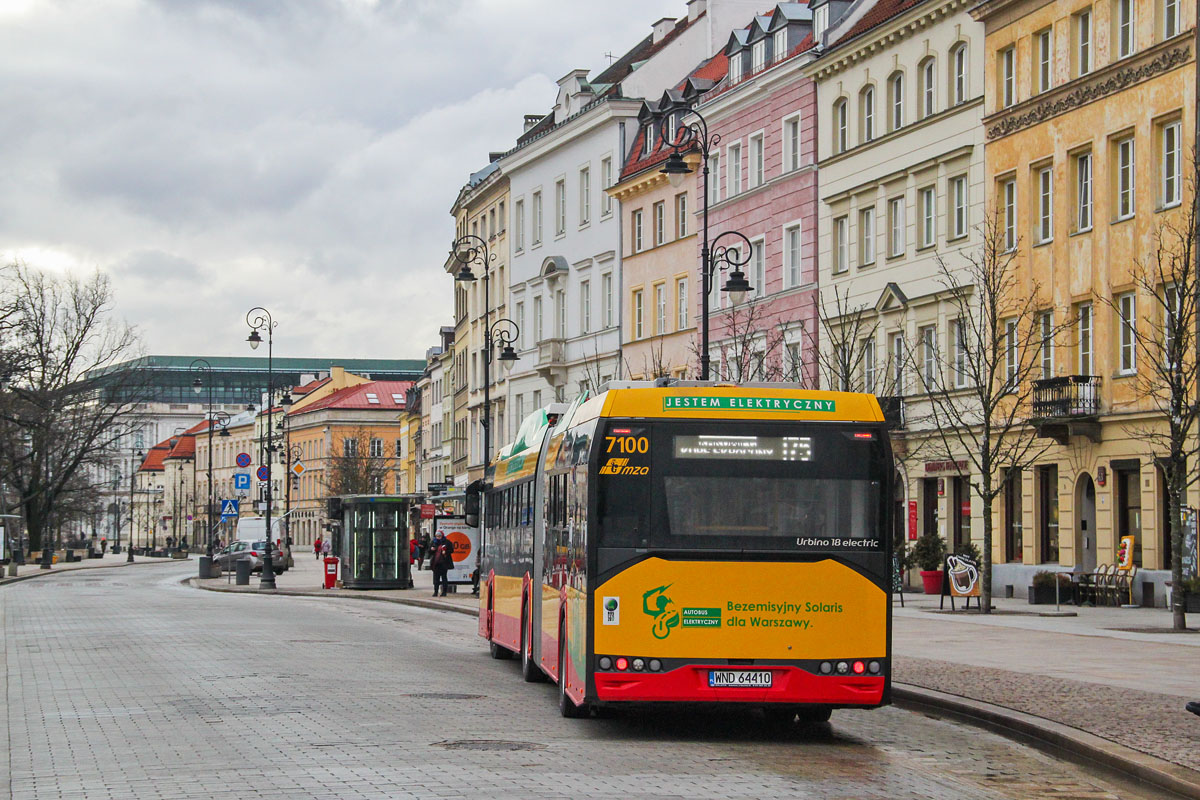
[233, 517, 288, 571]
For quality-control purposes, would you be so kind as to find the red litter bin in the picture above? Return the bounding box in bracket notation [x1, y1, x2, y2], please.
[323, 556, 339, 589]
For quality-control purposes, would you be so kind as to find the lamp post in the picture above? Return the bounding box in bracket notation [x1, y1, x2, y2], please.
[127, 448, 143, 563]
[451, 234, 520, 466]
[659, 105, 753, 381]
[246, 306, 278, 589]
[191, 360, 231, 569]
[275, 393, 299, 557]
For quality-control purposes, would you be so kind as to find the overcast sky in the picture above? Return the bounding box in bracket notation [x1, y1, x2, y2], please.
[0, 0, 683, 361]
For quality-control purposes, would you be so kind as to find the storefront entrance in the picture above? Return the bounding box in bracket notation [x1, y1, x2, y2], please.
[1075, 473, 1096, 571]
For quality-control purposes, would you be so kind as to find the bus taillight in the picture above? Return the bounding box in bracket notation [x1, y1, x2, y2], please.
[615, 657, 628, 671]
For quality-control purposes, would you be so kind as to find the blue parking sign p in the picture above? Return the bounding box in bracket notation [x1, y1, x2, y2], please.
[233, 472, 251, 491]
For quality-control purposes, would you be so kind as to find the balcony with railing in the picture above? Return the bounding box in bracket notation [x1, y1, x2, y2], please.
[535, 338, 566, 384]
[1030, 375, 1102, 443]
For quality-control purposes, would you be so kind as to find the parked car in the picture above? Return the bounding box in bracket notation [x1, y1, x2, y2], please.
[214, 540, 286, 573]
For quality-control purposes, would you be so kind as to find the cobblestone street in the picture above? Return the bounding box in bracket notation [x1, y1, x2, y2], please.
[0, 565, 1172, 799]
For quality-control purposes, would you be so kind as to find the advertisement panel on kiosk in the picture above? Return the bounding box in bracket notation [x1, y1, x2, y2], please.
[434, 515, 477, 584]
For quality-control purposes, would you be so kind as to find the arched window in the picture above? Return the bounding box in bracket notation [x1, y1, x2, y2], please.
[861, 85, 875, 143]
[834, 98, 848, 153]
[950, 43, 968, 105]
[920, 57, 936, 118]
[888, 71, 905, 131]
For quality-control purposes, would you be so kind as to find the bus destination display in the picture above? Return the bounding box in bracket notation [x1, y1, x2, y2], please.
[674, 435, 812, 461]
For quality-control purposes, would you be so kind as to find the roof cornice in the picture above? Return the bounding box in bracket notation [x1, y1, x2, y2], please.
[499, 97, 643, 173]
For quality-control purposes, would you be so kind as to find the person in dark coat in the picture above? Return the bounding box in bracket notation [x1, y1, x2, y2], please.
[429, 531, 455, 597]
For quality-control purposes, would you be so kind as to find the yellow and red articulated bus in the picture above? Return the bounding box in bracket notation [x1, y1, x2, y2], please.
[475, 381, 894, 722]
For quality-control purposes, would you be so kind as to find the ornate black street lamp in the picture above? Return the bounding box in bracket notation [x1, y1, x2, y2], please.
[246, 307, 279, 589]
[660, 105, 753, 380]
[190, 358, 231, 576]
[275, 393, 299, 557]
[127, 448, 143, 563]
[452, 234, 519, 466]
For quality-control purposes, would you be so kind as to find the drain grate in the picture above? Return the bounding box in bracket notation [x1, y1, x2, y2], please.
[404, 692, 485, 700]
[434, 739, 546, 752]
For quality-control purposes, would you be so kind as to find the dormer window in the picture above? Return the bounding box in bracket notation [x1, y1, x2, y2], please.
[642, 124, 654, 156]
[730, 53, 744, 83]
[774, 29, 787, 61]
[752, 40, 766, 72]
[814, 6, 829, 39]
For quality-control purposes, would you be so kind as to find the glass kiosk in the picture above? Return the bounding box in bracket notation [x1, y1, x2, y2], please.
[338, 495, 412, 590]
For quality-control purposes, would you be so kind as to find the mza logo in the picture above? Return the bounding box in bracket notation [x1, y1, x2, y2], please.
[599, 457, 649, 476]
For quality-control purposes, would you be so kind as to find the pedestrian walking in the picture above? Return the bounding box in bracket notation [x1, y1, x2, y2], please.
[409, 536, 419, 568]
[419, 532, 431, 566]
[314, 536, 323, 560]
[321, 537, 332, 558]
[429, 531, 455, 597]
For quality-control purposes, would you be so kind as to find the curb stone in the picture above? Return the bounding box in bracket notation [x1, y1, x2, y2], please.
[187, 574, 1197, 795]
[0, 557, 187, 588]
[893, 684, 1200, 800]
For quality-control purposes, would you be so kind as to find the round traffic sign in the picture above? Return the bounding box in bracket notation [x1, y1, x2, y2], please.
[236, 452, 252, 468]
[256, 465, 270, 481]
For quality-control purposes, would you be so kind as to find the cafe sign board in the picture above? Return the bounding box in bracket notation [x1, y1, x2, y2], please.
[925, 460, 968, 474]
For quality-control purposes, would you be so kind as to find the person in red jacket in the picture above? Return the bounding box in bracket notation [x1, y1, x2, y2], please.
[409, 536, 419, 568]
[313, 536, 323, 560]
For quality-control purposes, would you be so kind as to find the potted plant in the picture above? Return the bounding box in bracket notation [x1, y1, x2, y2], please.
[1181, 576, 1200, 613]
[1029, 570, 1073, 604]
[913, 530, 946, 594]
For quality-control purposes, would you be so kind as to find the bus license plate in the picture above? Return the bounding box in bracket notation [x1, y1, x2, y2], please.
[708, 670, 772, 688]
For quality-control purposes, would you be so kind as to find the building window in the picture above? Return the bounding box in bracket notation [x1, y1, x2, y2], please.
[633, 290, 644, 339]
[655, 283, 667, 334]
[1078, 302, 1092, 374]
[750, 237, 765, 297]
[555, 180, 566, 236]
[642, 123, 654, 156]
[1075, 151, 1093, 231]
[785, 224, 802, 287]
[1119, 292, 1136, 373]
[774, 28, 788, 61]
[752, 39, 766, 73]
[814, 5, 829, 39]
[728, 143, 742, 195]
[888, 196, 905, 257]
[1001, 179, 1017, 251]
[1036, 165, 1053, 243]
[953, 319, 968, 387]
[1000, 46, 1016, 108]
[1004, 468, 1024, 562]
[514, 200, 525, 251]
[1162, 120, 1182, 208]
[676, 192, 689, 237]
[579, 167, 590, 225]
[1164, 0, 1180, 37]
[1117, 136, 1136, 219]
[950, 175, 968, 239]
[556, 288, 566, 338]
[859, 206, 876, 266]
[952, 43, 968, 104]
[921, 325, 938, 388]
[784, 116, 801, 172]
[1004, 318, 1018, 389]
[749, 133, 764, 188]
[1116, 0, 1135, 58]
[369, 438, 383, 458]
[343, 438, 358, 457]
[602, 273, 613, 328]
[676, 278, 688, 330]
[889, 72, 904, 131]
[708, 154, 720, 204]
[580, 280, 591, 335]
[601, 157, 613, 216]
[532, 191, 543, 244]
[1075, 9, 1092, 76]
[729, 51, 743, 84]
[1036, 29, 1052, 93]
[1039, 311, 1054, 378]
[834, 99, 848, 153]
[654, 201, 665, 246]
[889, 332, 906, 395]
[633, 209, 644, 252]
[1038, 464, 1060, 563]
[921, 58, 936, 118]
[834, 216, 848, 273]
[862, 338, 876, 391]
[533, 295, 543, 341]
[515, 301, 524, 348]
[1165, 283, 1181, 365]
[919, 187, 936, 248]
[861, 86, 875, 142]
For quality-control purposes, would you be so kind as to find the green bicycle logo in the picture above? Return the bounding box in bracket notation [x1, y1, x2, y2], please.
[643, 585, 680, 639]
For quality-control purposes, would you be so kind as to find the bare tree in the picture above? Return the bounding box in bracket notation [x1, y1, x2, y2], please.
[693, 298, 789, 382]
[801, 286, 880, 393]
[325, 428, 391, 497]
[907, 215, 1065, 613]
[1099, 161, 1200, 630]
[0, 263, 144, 558]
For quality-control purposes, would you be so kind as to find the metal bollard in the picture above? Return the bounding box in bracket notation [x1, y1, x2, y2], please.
[235, 558, 252, 586]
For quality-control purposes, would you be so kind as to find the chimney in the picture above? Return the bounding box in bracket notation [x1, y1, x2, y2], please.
[687, 0, 706, 23]
[523, 114, 543, 131]
[652, 16, 675, 44]
[331, 366, 345, 386]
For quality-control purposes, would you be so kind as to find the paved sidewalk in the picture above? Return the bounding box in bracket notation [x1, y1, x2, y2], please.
[196, 556, 1200, 779]
[0, 550, 184, 586]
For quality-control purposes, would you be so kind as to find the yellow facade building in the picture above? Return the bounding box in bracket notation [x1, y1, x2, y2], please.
[973, 0, 1194, 603]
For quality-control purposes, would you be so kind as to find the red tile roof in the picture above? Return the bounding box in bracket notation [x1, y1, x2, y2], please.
[833, 0, 926, 47]
[291, 380, 414, 415]
[139, 441, 173, 472]
[293, 377, 329, 395]
[165, 434, 196, 460]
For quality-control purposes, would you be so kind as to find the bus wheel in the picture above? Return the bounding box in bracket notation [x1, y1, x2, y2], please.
[558, 635, 588, 719]
[489, 640, 512, 660]
[521, 607, 544, 683]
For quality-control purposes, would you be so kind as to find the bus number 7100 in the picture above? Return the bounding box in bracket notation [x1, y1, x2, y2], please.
[605, 436, 649, 454]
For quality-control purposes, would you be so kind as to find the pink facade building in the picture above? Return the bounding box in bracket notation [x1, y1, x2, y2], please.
[692, 5, 819, 384]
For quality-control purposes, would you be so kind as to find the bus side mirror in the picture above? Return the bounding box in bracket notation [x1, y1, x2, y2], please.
[465, 481, 481, 528]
